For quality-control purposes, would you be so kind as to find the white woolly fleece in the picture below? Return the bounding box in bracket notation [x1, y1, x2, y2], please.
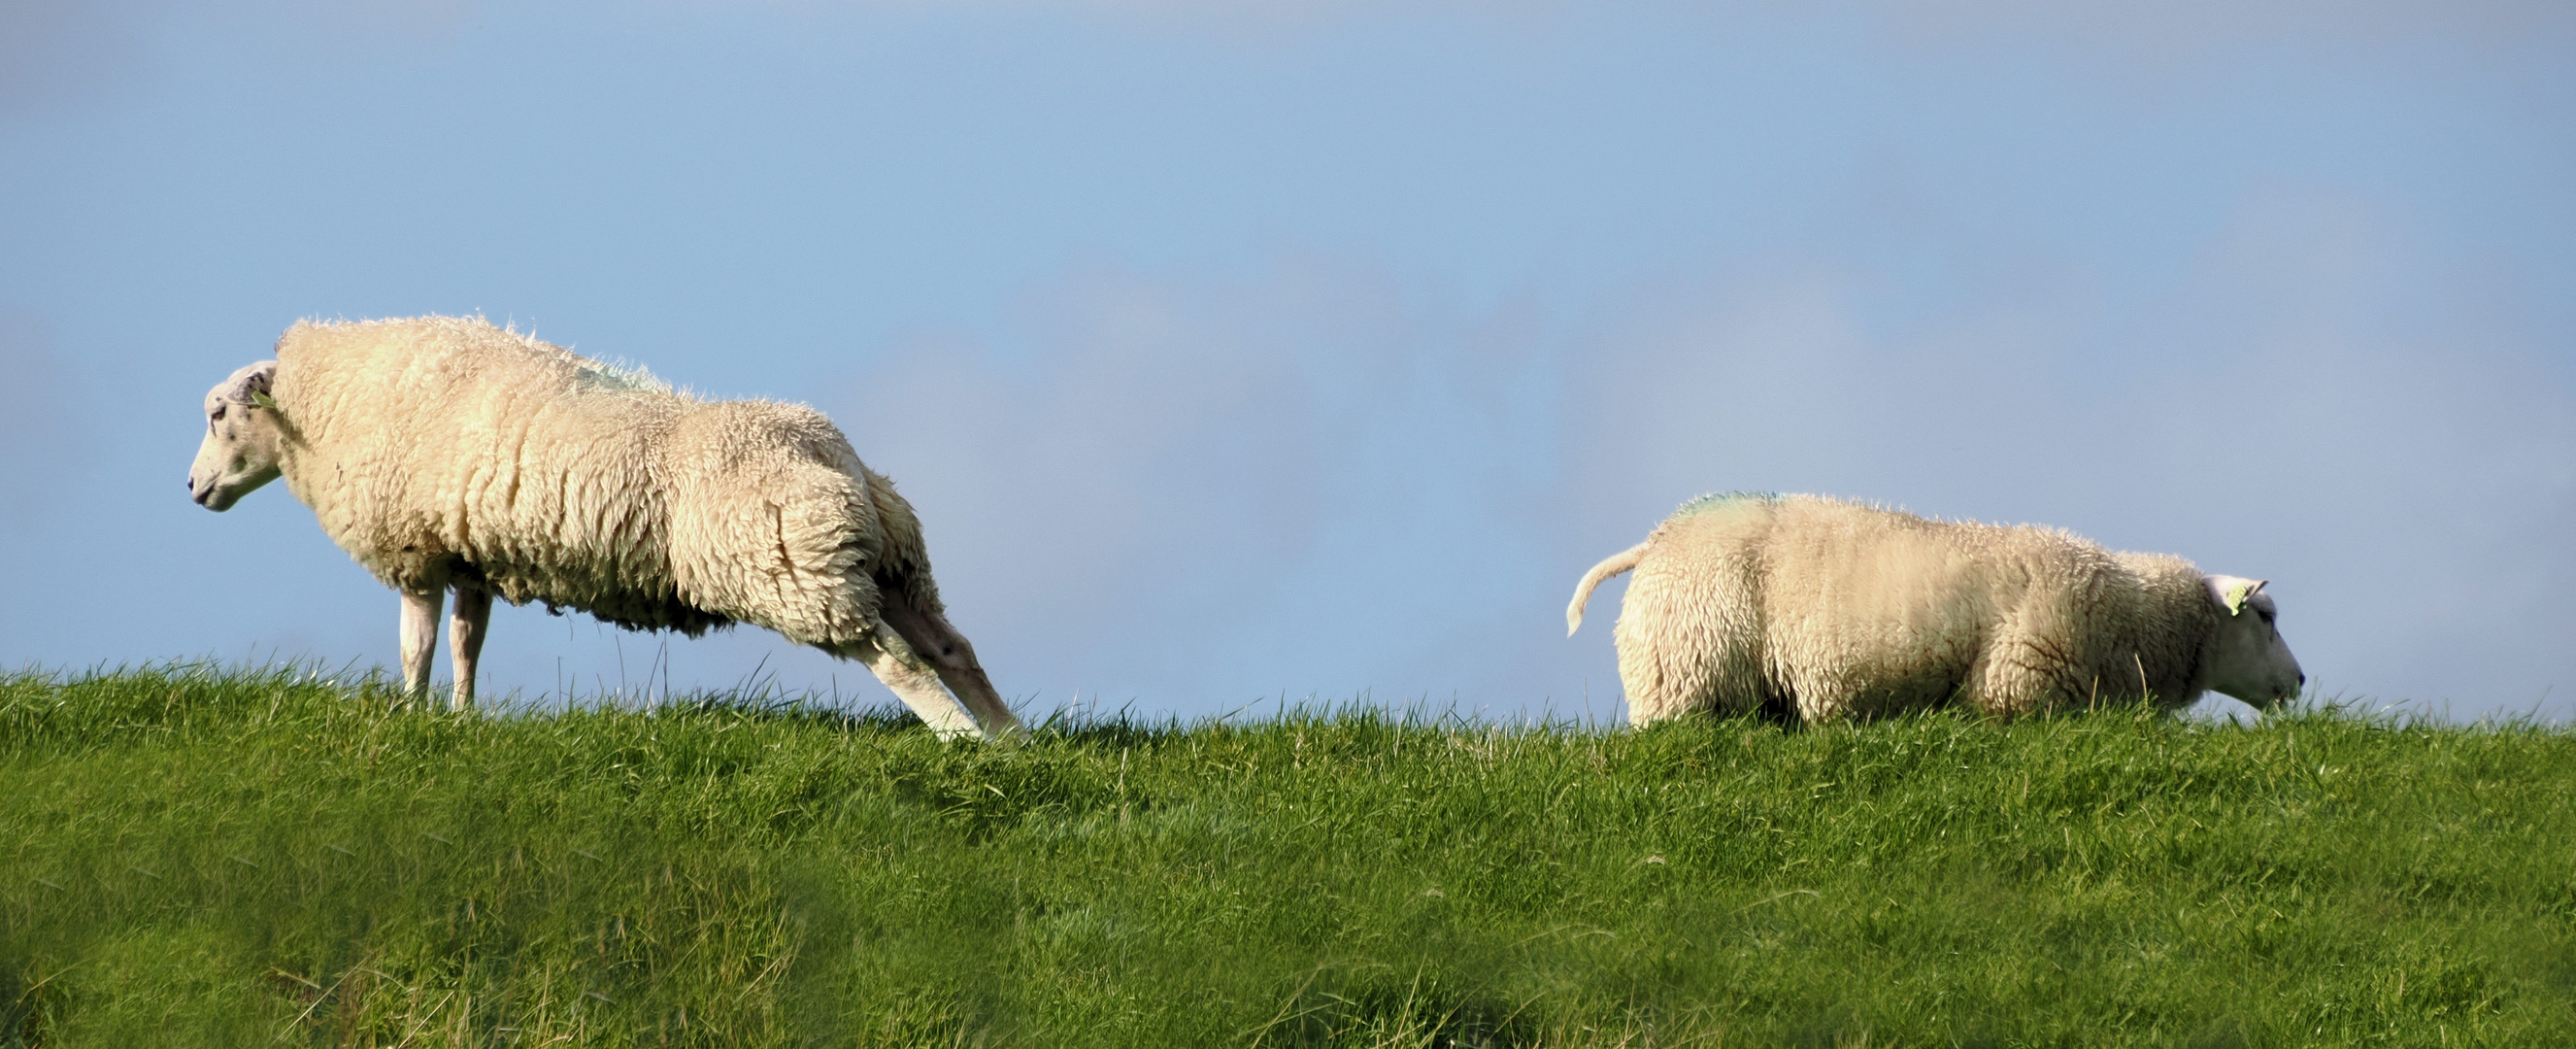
[272, 315, 928, 647]
[1569, 493, 2305, 725]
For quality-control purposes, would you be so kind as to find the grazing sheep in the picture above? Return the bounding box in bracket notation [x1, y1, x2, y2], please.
[186, 315, 1020, 739]
[1566, 492, 2305, 726]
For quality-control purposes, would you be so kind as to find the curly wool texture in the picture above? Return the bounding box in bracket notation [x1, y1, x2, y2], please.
[1576, 493, 2227, 724]
[269, 316, 937, 646]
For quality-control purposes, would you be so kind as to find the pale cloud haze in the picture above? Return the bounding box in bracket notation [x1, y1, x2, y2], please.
[1557, 186, 2576, 717]
[3, 0, 2567, 722]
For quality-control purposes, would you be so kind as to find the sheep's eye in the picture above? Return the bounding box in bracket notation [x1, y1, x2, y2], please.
[211, 405, 226, 422]
[2257, 609, 2276, 626]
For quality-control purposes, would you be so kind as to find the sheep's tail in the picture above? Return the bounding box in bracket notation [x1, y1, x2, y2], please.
[1566, 542, 1649, 637]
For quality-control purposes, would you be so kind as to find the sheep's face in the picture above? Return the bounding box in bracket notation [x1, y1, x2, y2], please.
[187, 360, 284, 512]
[2200, 575, 2304, 710]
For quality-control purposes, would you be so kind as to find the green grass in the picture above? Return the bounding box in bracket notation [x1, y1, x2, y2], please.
[3, 665, 2572, 1047]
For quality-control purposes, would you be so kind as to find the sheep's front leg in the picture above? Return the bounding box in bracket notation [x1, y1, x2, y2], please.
[842, 622, 984, 741]
[399, 585, 446, 706]
[449, 584, 491, 713]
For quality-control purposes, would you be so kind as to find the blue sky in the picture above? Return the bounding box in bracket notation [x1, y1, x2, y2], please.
[5, 0, 2572, 722]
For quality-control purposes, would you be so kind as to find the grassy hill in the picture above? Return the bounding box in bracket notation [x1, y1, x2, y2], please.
[3, 665, 2571, 1047]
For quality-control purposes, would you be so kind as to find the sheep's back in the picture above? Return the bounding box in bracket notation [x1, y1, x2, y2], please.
[1756, 499, 2212, 714]
[275, 317, 727, 633]
[1753, 498, 2012, 713]
[1622, 492, 2229, 721]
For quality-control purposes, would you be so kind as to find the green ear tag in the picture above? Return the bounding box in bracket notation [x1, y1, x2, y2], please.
[250, 390, 279, 410]
[2225, 581, 2256, 616]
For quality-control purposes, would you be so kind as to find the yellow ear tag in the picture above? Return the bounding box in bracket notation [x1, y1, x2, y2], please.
[2225, 581, 2257, 616]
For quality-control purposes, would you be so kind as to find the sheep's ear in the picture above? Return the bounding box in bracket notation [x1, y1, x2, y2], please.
[2206, 575, 2268, 616]
[223, 360, 278, 404]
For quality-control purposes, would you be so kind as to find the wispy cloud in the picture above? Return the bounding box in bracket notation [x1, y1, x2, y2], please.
[831, 259, 1558, 708]
[8, 0, 2560, 720]
[826, 182, 2576, 720]
[1557, 184, 2576, 717]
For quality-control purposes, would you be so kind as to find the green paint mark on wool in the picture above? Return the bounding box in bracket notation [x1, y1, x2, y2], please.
[568, 355, 673, 395]
[1676, 491, 1782, 516]
[492, 317, 677, 396]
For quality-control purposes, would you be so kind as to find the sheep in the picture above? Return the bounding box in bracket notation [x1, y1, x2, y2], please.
[1565, 492, 2305, 726]
[185, 315, 1021, 740]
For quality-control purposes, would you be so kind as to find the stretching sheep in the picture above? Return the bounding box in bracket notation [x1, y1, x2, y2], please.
[1566, 492, 2304, 725]
[186, 315, 1020, 739]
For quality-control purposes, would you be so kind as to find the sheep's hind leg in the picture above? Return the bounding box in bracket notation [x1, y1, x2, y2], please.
[449, 584, 491, 713]
[838, 622, 984, 741]
[880, 599, 1023, 737]
[399, 585, 445, 709]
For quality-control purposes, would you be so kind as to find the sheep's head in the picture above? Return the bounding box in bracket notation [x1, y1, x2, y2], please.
[2200, 575, 2304, 710]
[186, 360, 284, 512]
